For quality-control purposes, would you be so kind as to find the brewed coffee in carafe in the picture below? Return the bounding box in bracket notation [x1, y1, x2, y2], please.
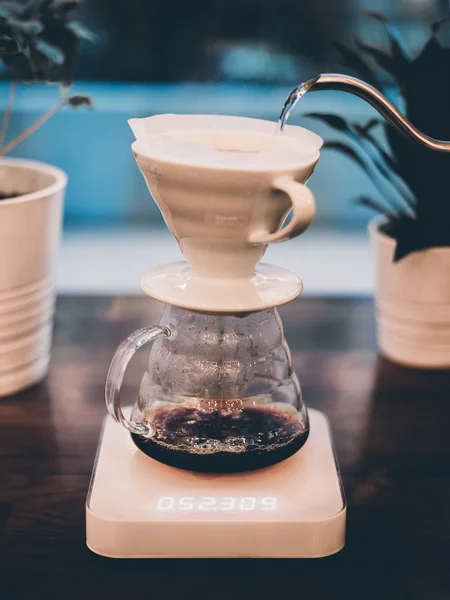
[132, 402, 308, 473]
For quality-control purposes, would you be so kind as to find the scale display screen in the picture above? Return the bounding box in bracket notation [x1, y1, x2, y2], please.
[156, 496, 277, 511]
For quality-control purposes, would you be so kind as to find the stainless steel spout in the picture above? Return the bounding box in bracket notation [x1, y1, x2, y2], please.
[304, 73, 450, 152]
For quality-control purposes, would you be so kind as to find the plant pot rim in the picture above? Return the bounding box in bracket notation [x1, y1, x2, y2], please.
[368, 214, 450, 255]
[0, 157, 67, 206]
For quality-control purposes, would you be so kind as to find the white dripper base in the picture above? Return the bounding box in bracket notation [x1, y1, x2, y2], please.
[140, 261, 303, 312]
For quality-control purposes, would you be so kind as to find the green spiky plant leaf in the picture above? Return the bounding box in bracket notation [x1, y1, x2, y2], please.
[307, 13, 450, 261]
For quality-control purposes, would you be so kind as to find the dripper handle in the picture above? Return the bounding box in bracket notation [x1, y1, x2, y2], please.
[249, 176, 316, 244]
[105, 325, 172, 436]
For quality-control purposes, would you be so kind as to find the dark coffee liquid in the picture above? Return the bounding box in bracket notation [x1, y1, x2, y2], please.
[131, 404, 309, 472]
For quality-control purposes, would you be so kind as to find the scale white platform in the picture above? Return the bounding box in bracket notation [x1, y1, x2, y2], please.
[86, 408, 346, 559]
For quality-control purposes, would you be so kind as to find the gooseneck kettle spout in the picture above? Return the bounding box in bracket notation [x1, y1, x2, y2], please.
[297, 73, 450, 152]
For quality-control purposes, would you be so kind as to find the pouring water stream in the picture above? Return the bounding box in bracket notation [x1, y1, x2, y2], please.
[276, 73, 450, 152]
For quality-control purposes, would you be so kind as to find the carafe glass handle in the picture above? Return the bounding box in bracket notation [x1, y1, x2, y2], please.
[105, 325, 172, 436]
[248, 176, 316, 244]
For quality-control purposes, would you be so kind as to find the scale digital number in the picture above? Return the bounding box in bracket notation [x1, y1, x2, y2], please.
[156, 496, 277, 512]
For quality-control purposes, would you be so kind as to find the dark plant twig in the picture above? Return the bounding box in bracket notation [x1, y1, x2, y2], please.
[0, 94, 67, 157]
[0, 80, 17, 149]
[0, 91, 92, 157]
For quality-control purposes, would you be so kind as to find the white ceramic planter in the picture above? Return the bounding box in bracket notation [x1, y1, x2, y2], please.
[0, 158, 66, 396]
[369, 216, 450, 369]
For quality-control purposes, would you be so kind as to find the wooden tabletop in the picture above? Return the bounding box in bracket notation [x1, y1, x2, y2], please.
[1, 296, 450, 600]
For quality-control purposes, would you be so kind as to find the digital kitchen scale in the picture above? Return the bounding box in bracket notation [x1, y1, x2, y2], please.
[86, 408, 346, 558]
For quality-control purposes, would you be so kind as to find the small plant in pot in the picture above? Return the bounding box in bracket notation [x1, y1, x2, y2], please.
[306, 13, 450, 369]
[0, 0, 93, 396]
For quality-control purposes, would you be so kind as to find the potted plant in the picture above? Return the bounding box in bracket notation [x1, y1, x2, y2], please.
[306, 13, 450, 369]
[0, 0, 92, 396]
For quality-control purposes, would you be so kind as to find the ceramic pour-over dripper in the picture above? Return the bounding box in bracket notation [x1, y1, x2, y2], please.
[129, 114, 322, 312]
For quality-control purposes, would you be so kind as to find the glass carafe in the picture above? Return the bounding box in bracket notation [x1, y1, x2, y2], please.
[106, 304, 309, 472]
